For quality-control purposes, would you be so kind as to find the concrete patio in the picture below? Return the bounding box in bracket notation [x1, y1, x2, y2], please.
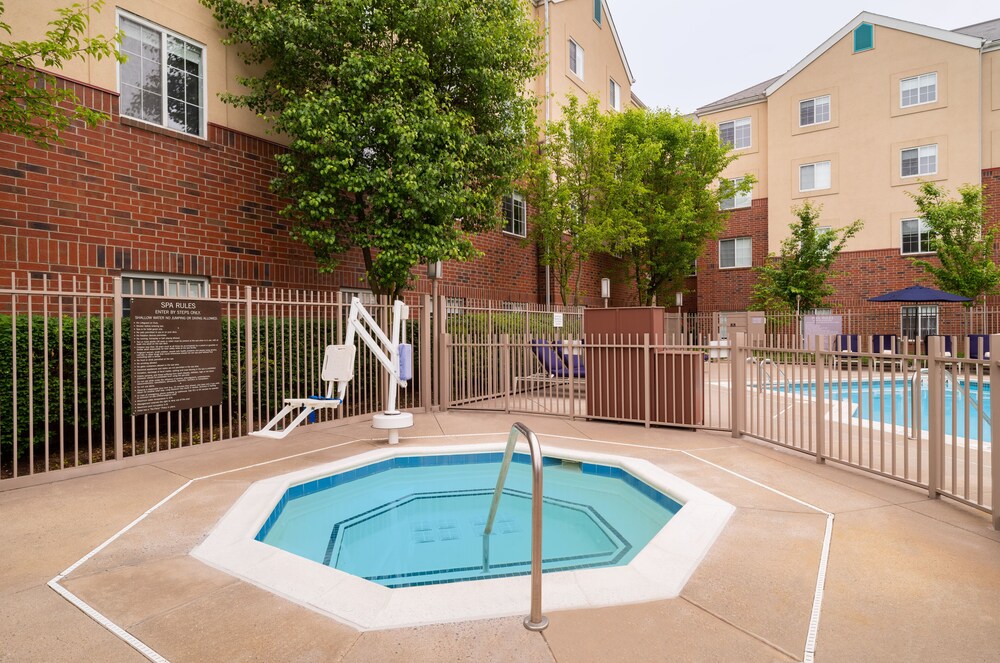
[2, 411, 998, 662]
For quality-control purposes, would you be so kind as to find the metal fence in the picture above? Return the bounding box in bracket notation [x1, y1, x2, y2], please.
[0, 273, 428, 486]
[445, 328, 996, 527]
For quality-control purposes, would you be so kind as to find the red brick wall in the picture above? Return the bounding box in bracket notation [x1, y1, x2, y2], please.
[695, 198, 769, 312]
[0, 77, 556, 302]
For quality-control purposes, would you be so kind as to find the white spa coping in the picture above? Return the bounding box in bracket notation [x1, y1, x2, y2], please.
[191, 441, 735, 630]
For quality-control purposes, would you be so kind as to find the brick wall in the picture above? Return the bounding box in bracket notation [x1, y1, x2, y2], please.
[0, 77, 554, 302]
[695, 198, 769, 312]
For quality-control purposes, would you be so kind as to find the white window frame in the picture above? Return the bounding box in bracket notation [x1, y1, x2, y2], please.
[900, 144, 937, 178]
[901, 305, 938, 339]
[117, 10, 207, 138]
[799, 95, 830, 127]
[341, 288, 377, 306]
[719, 237, 752, 269]
[900, 218, 934, 255]
[719, 177, 751, 210]
[799, 161, 831, 192]
[609, 78, 621, 111]
[569, 39, 584, 79]
[502, 192, 527, 238]
[122, 272, 209, 302]
[900, 72, 937, 108]
[718, 117, 751, 150]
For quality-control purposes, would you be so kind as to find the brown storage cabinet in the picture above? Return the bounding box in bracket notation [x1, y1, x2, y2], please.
[584, 307, 703, 426]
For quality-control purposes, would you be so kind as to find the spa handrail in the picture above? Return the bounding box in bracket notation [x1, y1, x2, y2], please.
[482, 422, 548, 631]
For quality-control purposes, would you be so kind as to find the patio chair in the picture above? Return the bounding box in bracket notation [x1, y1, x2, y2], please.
[517, 340, 585, 391]
[834, 334, 860, 368]
[871, 334, 901, 369]
[251, 344, 355, 439]
[968, 334, 990, 360]
[557, 341, 586, 379]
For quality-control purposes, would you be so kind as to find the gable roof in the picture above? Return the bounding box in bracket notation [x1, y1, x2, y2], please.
[535, 0, 635, 83]
[764, 12, 983, 96]
[696, 76, 779, 115]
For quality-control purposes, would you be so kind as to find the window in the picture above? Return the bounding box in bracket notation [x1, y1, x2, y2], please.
[719, 118, 750, 150]
[445, 297, 466, 315]
[901, 144, 937, 178]
[719, 237, 752, 269]
[119, 13, 205, 136]
[900, 73, 936, 108]
[719, 177, 751, 210]
[593, 0, 602, 25]
[123, 272, 208, 297]
[609, 79, 621, 111]
[853, 22, 874, 53]
[502, 192, 526, 237]
[901, 218, 934, 254]
[901, 305, 938, 340]
[341, 288, 377, 305]
[799, 95, 830, 127]
[569, 39, 584, 79]
[799, 161, 831, 192]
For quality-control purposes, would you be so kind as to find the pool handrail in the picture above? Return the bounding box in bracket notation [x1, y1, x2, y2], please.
[483, 422, 548, 632]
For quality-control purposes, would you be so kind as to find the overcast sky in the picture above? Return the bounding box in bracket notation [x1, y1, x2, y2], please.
[607, 1, 997, 114]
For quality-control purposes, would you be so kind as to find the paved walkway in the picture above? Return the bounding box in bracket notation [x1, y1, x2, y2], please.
[2, 412, 998, 662]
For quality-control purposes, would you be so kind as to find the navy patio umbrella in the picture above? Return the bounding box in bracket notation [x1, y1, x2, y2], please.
[868, 285, 972, 303]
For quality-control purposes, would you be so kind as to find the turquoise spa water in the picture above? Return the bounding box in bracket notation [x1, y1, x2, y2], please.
[784, 379, 991, 441]
[256, 453, 681, 588]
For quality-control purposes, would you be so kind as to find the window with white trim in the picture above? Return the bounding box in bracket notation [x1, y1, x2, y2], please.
[569, 39, 584, 79]
[719, 118, 750, 150]
[122, 272, 208, 297]
[119, 13, 205, 136]
[609, 79, 621, 111]
[502, 192, 526, 237]
[901, 305, 937, 340]
[901, 218, 934, 255]
[799, 95, 830, 127]
[799, 161, 831, 192]
[341, 288, 377, 305]
[719, 177, 750, 210]
[900, 73, 937, 108]
[719, 237, 752, 269]
[901, 144, 937, 178]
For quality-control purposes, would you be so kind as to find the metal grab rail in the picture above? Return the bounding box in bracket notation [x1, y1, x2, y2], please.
[482, 422, 548, 631]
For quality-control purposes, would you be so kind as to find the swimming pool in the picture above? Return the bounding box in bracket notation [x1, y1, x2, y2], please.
[256, 452, 681, 588]
[784, 378, 991, 441]
[194, 443, 735, 629]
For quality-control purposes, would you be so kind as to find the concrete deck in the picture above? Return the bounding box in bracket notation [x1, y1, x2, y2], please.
[2, 411, 998, 662]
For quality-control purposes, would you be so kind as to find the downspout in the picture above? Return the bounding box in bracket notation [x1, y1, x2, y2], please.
[544, 0, 552, 307]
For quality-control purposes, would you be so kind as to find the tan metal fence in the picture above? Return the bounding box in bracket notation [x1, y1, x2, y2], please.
[1, 273, 428, 487]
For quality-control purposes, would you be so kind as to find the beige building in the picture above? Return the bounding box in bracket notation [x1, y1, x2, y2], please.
[694, 12, 1000, 321]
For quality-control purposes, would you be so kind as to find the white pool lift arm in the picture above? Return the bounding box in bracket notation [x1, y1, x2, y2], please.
[251, 296, 414, 443]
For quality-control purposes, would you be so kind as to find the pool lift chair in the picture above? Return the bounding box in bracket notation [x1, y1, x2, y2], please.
[251, 297, 414, 443]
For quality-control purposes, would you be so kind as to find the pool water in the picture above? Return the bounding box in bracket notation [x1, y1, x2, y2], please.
[786, 379, 991, 441]
[256, 453, 681, 588]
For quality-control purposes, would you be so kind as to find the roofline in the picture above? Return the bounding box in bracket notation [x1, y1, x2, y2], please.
[764, 11, 983, 97]
[695, 96, 766, 118]
[601, 0, 636, 84]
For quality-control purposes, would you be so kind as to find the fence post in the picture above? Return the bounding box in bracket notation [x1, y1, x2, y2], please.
[927, 335, 943, 499]
[991, 334, 1000, 530]
[244, 286, 254, 433]
[440, 332, 452, 410]
[437, 295, 447, 411]
[501, 333, 510, 414]
[420, 295, 432, 412]
[814, 335, 825, 463]
[112, 277, 124, 461]
[643, 333, 651, 429]
[730, 332, 745, 438]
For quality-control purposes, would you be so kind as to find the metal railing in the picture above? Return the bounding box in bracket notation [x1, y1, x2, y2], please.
[483, 421, 547, 631]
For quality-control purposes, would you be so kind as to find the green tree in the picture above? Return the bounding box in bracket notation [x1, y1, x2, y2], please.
[0, 0, 122, 146]
[909, 182, 1000, 313]
[606, 109, 752, 305]
[202, 0, 542, 300]
[528, 96, 623, 305]
[750, 201, 862, 312]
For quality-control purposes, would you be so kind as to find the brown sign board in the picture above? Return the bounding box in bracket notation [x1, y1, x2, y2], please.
[130, 298, 223, 416]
